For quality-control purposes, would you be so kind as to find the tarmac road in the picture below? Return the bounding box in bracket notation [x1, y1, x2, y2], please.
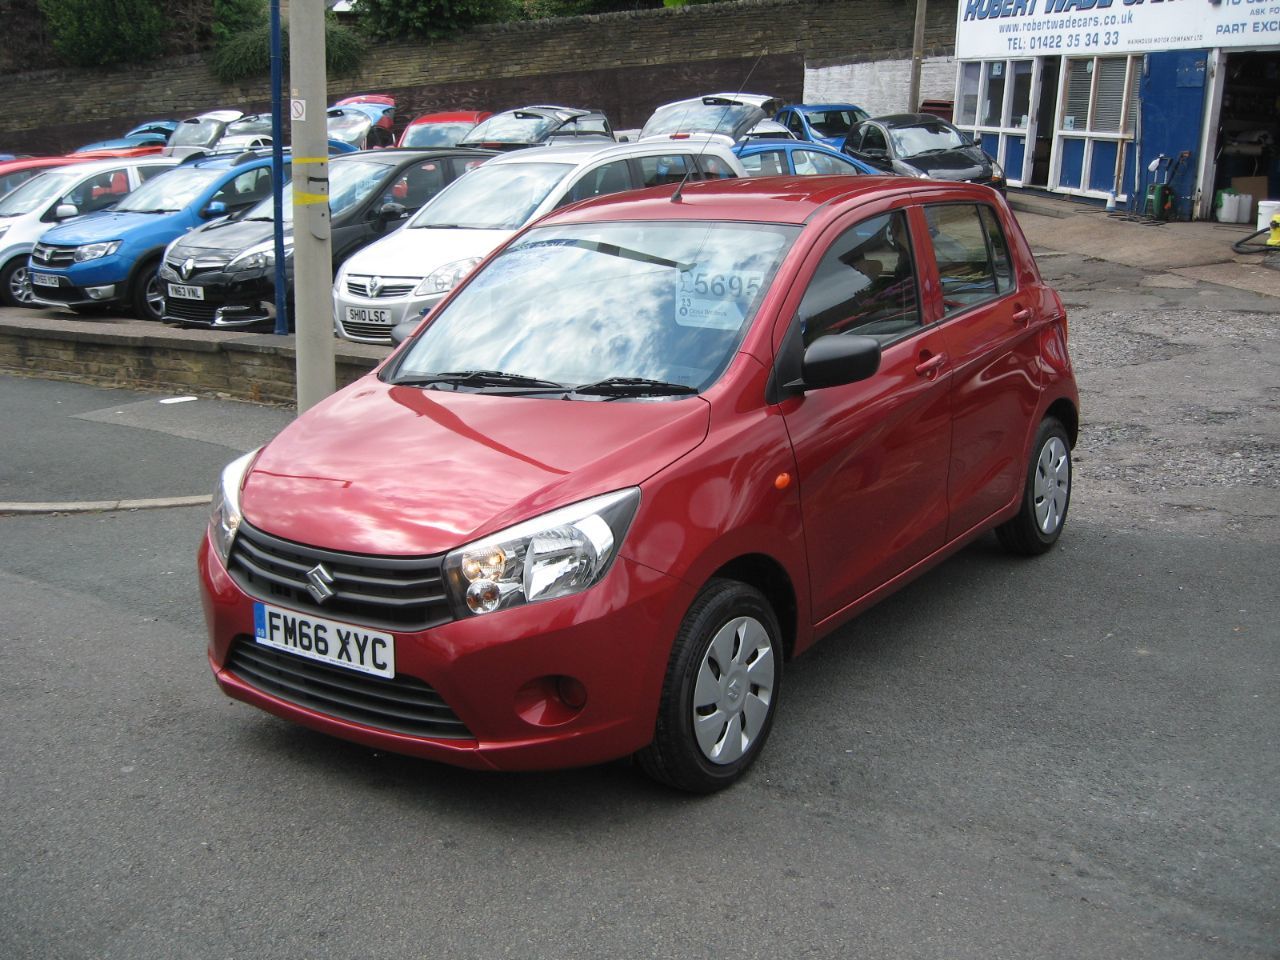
[0, 247, 1277, 958]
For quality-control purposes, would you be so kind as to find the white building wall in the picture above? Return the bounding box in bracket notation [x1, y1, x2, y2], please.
[805, 57, 957, 117]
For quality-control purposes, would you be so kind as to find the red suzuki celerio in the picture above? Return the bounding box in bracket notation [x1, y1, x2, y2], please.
[199, 176, 1078, 792]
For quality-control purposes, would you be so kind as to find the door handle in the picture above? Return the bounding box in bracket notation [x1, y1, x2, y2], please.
[1012, 307, 1032, 325]
[914, 352, 947, 379]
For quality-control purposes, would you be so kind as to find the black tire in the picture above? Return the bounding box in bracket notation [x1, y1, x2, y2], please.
[637, 579, 782, 793]
[130, 257, 164, 322]
[996, 416, 1072, 556]
[0, 256, 35, 308]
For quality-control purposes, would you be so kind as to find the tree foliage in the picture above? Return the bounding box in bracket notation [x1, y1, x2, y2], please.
[211, 14, 365, 84]
[37, 0, 165, 67]
[213, 0, 266, 46]
[354, 0, 524, 41]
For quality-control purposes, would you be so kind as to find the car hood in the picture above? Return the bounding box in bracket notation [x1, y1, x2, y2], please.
[40, 210, 174, 244]
[241, 382, 711, 556]
[342, 226, 514, 278]
[172, 217, 282, 258]
[896, 146, 992, 180]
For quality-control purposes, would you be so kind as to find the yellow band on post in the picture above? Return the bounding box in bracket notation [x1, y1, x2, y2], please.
[292, 190, 329, 205]
[290, 156, 330, 164]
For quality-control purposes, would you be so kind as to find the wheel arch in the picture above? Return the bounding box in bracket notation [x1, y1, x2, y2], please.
[1044, 397, 1079, 447]
[126, 247, 166, 297]
[707, 553, 798, 661]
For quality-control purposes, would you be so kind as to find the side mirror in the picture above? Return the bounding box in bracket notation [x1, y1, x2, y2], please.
[55, 202, 79, 220]
[201, 200, 228, 219]
[862, 147, 889, 162]
[789, 334, 881, 392]
[376, 202, 407, 227]
[389, 317, 421, 346]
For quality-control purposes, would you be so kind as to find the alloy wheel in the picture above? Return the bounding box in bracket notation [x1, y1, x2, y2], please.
[1033, 435, 1070, 535]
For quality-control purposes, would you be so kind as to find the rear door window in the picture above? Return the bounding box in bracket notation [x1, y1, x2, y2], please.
[792, 150, 854, 176]
[637, 154, 694, 188]
[740, 150, 786, 177]
[923, 203, 1015, 314]
[566, 160, 633, 203]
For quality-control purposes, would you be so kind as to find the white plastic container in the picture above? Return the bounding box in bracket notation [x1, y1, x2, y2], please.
[1218, 193, 1240, 223]
[1257, 199, 1280, 232]
[1235, 194, 1254, 224]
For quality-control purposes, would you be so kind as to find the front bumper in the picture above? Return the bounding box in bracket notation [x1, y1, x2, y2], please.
[199, 530, 691, 772]
[332, 284, 445, 345]
[159, 263, 280, 328]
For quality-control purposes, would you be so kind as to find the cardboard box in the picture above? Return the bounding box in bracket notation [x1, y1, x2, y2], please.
[1230, 176, 1271, 221]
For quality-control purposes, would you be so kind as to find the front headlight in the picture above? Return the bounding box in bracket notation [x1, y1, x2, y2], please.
[990, 158, 1006, 180]
[443, 488, 641, 616]
[415, 257, 481, 296]
[229, 240, 289, 274]
[73, 240, 121, 262]
[209, 448, 259, 565]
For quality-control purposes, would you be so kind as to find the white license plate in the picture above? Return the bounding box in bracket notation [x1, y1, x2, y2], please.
[168, 283, 204, 300]
[31, 272, 60, 287]
[347, 306, 391, 325]
[253, 602, 395, 679]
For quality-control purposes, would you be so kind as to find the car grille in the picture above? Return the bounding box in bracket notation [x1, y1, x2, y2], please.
[338, 319, 394, 342]
[346, 275, 418, 299]
[228, 522, 454, 631]
[163, 297, 219, 324]
[226, 638, 473, 740]
[31, 243, 76, 267]
[165, 252, 231, 277]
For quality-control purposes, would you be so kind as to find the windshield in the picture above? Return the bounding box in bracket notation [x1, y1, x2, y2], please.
[0, 168, 82, 216]
[889, 121, 969, 158]
[407, 162, 570, 231]
[390, 219, 798, 393]
[402, 122, 474, 147]
[245, 158, 391, 222]
[461, 112, 559, 145]
[116, 166, 222, 213]
[640, 102, 762, 140]
[225, 115, 272, 138]
[803, 108, 867, 137]
[170, 119, 224, 148]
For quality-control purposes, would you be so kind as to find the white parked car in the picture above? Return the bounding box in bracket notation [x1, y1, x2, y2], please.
[638, 93, 785, 145]
[332, 139, 746, 344]
[0, 155, 180, 307]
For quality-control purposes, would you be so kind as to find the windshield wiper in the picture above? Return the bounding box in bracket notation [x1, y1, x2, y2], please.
[124, 207, 178, 214]
[391, 369, 565, 390]
[570, 377, 698, 398]
[414, 222, 472, 229]
[520, 237, 693, 271]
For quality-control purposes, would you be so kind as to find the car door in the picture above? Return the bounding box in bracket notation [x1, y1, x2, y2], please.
[917, 200, 1045, 538]
[774, 203, 953, 625]
[781, 109, 809, 141]
[562, 159, 635, 204]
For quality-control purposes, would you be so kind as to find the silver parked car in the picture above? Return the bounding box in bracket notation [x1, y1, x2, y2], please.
[332, 139, 746, 344]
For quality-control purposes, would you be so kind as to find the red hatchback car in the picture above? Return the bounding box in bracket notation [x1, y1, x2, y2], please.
[199, 176, 1078, 792]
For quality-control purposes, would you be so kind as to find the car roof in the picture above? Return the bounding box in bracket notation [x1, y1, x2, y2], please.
[405, 111, 490, 126]
[543, 175, 946, 227]
[791, 102, 865, 112]
[872, 113, 954, 128]
[47, 155, 181, 176]
[737, 140, 847, 156]
[484, 139, 735, 167]
[336, 146, 496, 163]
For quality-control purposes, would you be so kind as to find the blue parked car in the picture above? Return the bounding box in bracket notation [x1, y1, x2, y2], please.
[773, 103, 869, 150]
[734, 139, 879, 177]
[28, 152, 288, 321]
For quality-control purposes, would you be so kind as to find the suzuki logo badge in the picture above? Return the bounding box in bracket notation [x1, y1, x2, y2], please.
[305, 563, 336, 604]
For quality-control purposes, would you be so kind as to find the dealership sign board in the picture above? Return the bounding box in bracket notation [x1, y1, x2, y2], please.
[956, 0, 1280, 60]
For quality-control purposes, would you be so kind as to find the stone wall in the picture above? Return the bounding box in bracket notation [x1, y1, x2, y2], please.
[1, 0, 957, 154]
[0, 319, 382, 405]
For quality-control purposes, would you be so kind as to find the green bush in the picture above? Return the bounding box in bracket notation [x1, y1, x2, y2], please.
[38, 0, 165, 67]
[213, 0, 266, 46]
[211, 15, 365, 84]
[355, 0, 522, 41]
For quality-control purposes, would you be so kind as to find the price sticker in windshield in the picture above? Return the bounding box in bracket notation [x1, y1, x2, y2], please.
[676, 271, 763, 330]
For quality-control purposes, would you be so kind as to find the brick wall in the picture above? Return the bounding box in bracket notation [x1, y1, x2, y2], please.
[1, 0, 957, 155]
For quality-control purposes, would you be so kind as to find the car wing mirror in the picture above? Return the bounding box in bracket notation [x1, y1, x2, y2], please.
[202, 200, 228, 219]
[55, 202, 80, 220]
[376, 201, 407, 227]
[788, 334, 881, 392]
[389, 317, 423, 346]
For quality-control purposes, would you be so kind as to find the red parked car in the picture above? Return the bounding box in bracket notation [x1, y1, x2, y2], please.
[199, 176, 1078, 792]
[397, 110, 492, 148]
